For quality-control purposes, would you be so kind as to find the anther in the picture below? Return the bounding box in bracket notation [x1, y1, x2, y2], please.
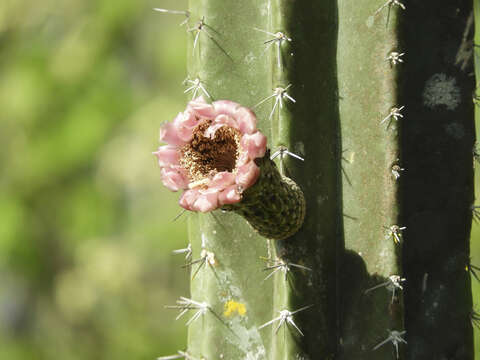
[188, 178, 211, 189]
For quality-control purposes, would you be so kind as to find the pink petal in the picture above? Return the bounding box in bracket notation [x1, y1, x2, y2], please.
[174, 111, 199, 142]
[153, 145, 180, 167]
[161, 167, 189, 191]
[235, 106, 257, 134]
[212, 100, 239, 116]
[205, 114, 240, 138]
[190, 99, 241, 124]
[210, 171, 236, 190]
[160, 120, 186, 146]
[204, 123, 225, 139]
[213, 114, 239, 129]
[235, 152, 250, 167]
[235, 160, 260, 189]
[240, 132, 267, 159]
[175, 109, 198, 128]
[179, 189, 200, 210]
[187, 95, 207, 109]
[192, 191, 219, 213]
[219, 185, 242, 205]
[188, 96, 216, 118]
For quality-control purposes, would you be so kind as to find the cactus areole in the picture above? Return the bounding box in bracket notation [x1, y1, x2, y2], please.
[154, 97, 306, 240]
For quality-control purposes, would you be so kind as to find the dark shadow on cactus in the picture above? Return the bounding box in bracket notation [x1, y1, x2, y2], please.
[272, 1, 340, 358]
[337, 250, 405, 359]
[399, 1, 475, 359]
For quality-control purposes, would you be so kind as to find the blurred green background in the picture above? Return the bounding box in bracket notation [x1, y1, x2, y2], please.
[0, 1, 478, 359]
[0, 0, 190, 358]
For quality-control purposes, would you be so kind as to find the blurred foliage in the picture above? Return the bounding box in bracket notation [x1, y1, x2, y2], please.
[0, 0, 191, 358]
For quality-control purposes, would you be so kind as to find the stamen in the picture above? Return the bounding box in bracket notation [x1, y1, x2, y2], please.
[180, 121, 241, 182]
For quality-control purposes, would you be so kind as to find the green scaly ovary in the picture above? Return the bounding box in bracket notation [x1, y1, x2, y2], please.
[222, 150, 306, 240]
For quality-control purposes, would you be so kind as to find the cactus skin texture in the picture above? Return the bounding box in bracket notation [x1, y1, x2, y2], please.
[222, 153, 306, 240]
[339, 1, 475, 359]
[170, 0, 475, 359]
[337, 0, 405, 358]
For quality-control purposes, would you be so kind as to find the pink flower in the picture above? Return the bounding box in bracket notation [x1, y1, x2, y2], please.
[154, 96, 267, 213]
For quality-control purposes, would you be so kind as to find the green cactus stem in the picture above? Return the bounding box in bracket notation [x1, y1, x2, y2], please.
[336, 0, 405, 358]
[159, 0, 476, 359]
[184, 0, 338, 359]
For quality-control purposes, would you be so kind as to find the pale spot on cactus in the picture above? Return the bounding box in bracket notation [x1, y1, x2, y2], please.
[225, 317, 266, 360]
[215, 267, 243, 301]
[423, 73, 461, 111]
[201, 233, 207, 246]
[316, 194, 328, 206]
[259, 3, 268, 17]
[201, 249, 217, 266]
[223, 300, 247, 317]
[244, 52, 256, 64]
[345, 151, 355, 163]
[444, 122, 465, 140]
[366, 16, 375, 28]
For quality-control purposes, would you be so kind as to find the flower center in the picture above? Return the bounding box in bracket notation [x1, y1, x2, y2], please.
[181, 121, 240, 182]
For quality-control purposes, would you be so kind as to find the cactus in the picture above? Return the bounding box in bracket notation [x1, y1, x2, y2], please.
[157, 0, 475, 359]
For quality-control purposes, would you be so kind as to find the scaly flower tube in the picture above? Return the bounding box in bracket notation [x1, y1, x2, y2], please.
[154, 97, 305, 240]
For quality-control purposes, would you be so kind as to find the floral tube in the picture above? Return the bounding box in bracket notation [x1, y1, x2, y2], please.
[154, 97, 305, 240]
